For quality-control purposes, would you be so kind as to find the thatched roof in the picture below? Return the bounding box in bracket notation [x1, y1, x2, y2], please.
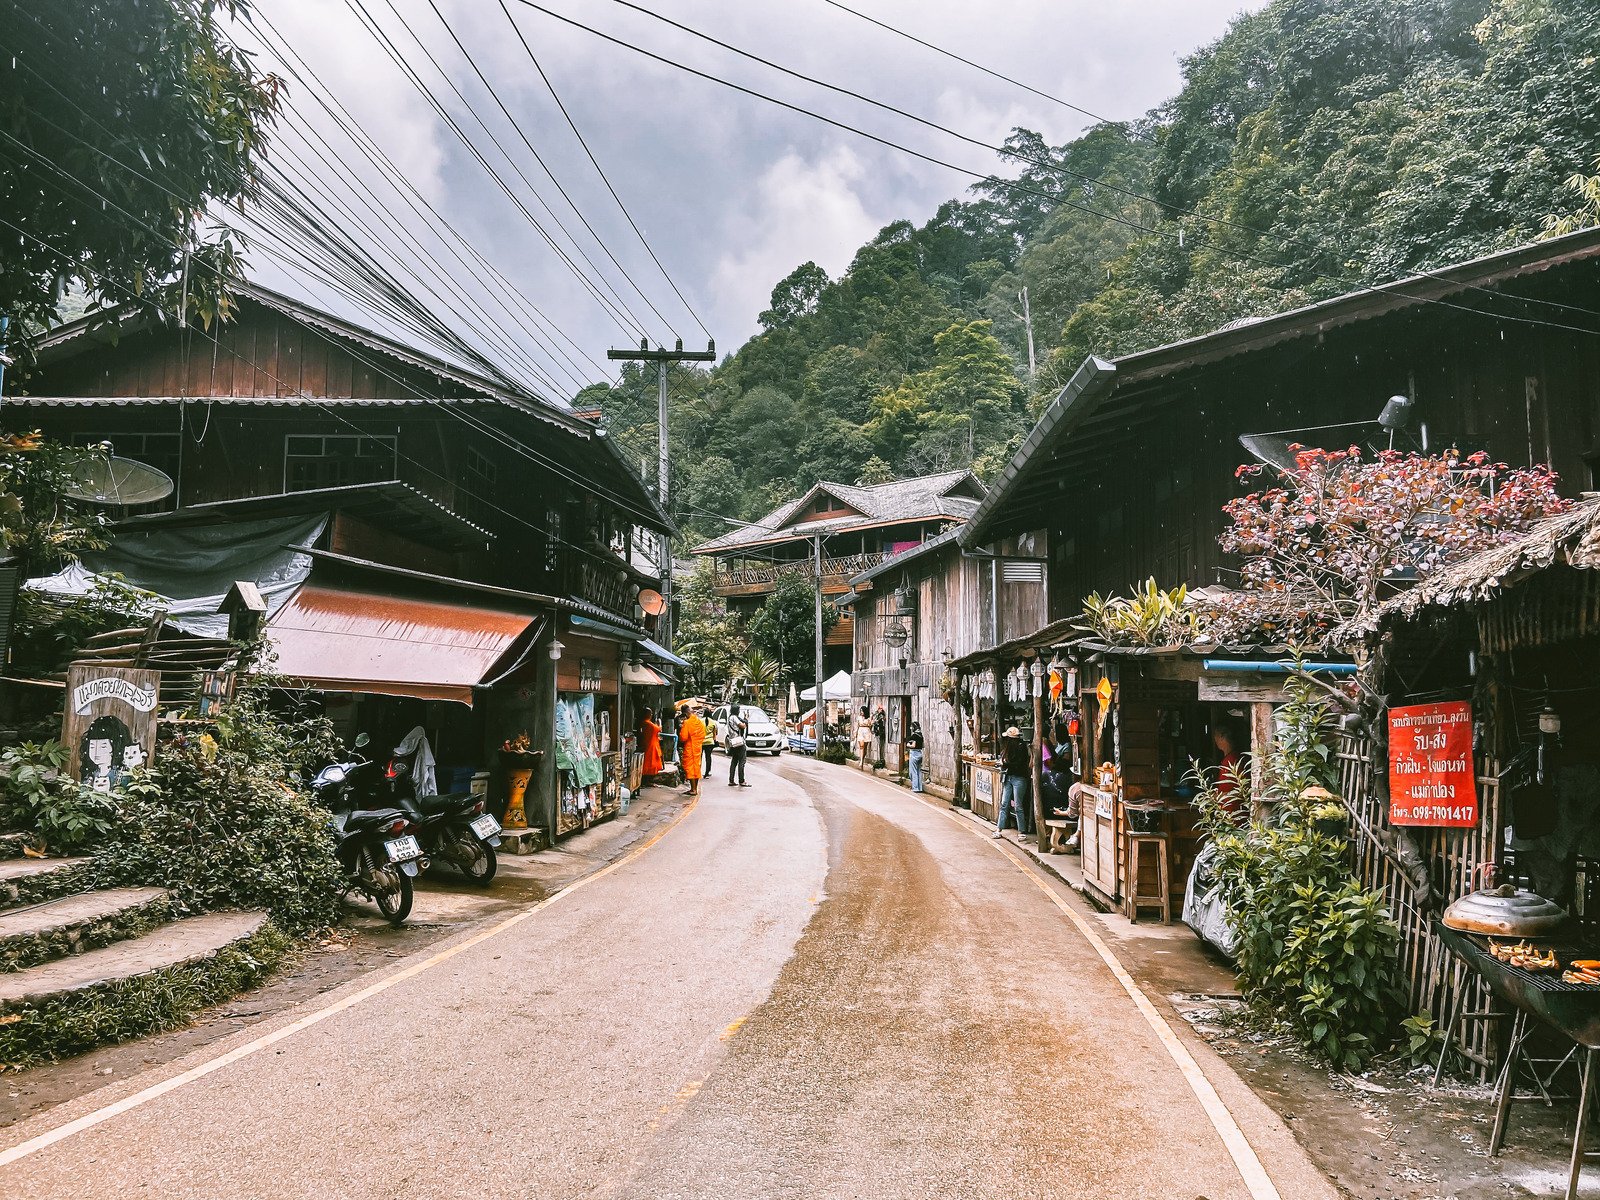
[1371, 497, 1600, 630]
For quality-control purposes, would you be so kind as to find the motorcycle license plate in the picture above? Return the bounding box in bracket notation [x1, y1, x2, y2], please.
[469, 814, 501, 839]
[384, 835, 422, 863]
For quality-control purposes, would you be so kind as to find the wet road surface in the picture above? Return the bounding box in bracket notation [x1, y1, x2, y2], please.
[0, 756, 1336, 1199]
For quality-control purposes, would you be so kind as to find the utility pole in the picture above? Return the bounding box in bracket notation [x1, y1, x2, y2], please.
[814, 532, 824, 743]
[0, 315, 10, 410]
[606, 337, 714, 644]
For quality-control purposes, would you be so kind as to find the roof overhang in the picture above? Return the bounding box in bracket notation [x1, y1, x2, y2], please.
[267, 582, 539, 705]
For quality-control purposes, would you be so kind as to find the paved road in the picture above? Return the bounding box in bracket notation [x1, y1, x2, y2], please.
[0, 756, 1335, 1199]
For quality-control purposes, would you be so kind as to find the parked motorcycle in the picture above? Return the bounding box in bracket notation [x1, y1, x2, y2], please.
[384, 758, 501, 886]
[310, 734, 427, 925]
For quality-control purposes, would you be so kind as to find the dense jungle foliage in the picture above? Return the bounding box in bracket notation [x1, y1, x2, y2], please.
[582, 0, 1600, 547]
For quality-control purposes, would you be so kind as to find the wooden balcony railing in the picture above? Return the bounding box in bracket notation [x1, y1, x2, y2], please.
[714, 551, 886, 590]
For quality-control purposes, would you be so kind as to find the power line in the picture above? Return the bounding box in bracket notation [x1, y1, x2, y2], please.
[244, 9, 607, 382]
[509, 0, 1600, 341]
[592, 0, 1600, 328]
[409, 0, 687, 341]
[0, 211, 664, 568]
[344, 0, 661, 342]
[3, 0, 597, 395]
[0, 136, 671, 530]
[497, 0, 713, 341]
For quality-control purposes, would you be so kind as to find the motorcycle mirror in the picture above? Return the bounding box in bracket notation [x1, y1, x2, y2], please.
[354, 732, 371, 749]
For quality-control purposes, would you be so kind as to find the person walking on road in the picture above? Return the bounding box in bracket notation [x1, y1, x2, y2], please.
[906, 720, 926, 793]
[679, 705, 707, 797]
[702, 710, 718, 778]
[639, 707, 663, 780]
[994, 725, 1034, 838]
[856, 706, 874, 771]
[725, 704, 750, 787]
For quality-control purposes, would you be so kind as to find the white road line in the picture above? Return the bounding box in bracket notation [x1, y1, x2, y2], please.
[806, 759, 1285, 1200]
[0, 796, 701, 1171]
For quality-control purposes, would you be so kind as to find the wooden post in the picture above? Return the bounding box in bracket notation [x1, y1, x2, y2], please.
[1251, 701, 1275, 818]
[1032, 666, 1047, 851]
[952, 669, 965, 807]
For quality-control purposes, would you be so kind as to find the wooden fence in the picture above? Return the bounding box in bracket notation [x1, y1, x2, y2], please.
[1340, 733, 1504, 1079]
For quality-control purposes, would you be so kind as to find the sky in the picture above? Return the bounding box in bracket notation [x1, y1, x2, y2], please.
[247, 0, 1261, 398]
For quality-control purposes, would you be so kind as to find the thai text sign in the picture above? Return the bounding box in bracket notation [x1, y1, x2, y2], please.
[1389, 701, 1477, 827]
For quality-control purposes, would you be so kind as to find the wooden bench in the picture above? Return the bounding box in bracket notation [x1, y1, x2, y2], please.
[1043, 819, 1077, 854]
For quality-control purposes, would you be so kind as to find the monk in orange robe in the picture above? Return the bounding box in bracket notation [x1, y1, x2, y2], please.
[678, 707, 707, 795]
[640, 708, 663, 778]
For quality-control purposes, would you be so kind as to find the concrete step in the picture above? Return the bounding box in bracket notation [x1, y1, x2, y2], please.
[0, 857, 92, 909]
[0, 911, 269, 1008]
[0, 831, 37, 860]
[0, 887, 172, 972]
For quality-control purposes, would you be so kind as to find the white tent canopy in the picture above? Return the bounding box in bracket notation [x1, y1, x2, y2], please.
[800, 670, 852, 701]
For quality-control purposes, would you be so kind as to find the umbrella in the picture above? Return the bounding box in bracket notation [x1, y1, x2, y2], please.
[800, 670, 852, 701]
[674, 696, 708, 711]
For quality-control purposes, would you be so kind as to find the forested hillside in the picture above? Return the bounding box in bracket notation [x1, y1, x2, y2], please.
[584, 0, 1600, 547]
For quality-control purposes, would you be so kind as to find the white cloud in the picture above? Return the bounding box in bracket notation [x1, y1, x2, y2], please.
[708, 146, 885, 336]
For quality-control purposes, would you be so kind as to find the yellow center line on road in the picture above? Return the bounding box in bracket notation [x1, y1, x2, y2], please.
[0, 794, 702, 1172]
[817, 761, 1285, 1200]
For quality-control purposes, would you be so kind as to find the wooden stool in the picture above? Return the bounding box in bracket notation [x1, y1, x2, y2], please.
[1044, 819, 1075, 853]
[1125, 833, 1170, 924]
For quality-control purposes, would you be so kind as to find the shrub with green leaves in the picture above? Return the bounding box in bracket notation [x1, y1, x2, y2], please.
[91, 681, 345, 933]
[0, 739, 117, 852]
[1193, 674, 1404, 1070]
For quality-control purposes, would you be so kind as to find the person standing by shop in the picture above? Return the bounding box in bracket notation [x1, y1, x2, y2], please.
[856, 706, 874, 772]
[679, 705, 707, 797]
[725, 704, 750, 788]
[906, 721, 926, 793]
[994, 725, 1034, 838]
[639, 707, 663, 781]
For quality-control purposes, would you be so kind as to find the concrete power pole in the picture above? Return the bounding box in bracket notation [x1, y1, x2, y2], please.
[814, 532, 824, 740]
[606, 337, 714, 643]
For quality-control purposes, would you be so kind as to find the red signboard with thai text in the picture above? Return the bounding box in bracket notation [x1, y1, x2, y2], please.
[1388, 701, 1477, 827]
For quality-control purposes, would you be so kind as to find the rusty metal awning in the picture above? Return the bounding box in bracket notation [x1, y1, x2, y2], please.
[268, 584, 535, 704]
[621, 661, 669, 687]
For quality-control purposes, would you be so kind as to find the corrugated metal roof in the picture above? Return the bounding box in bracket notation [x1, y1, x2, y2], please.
[268, 583, 533, 705]
[962, 227, 1600, 548]
[693, 470, 983, 555]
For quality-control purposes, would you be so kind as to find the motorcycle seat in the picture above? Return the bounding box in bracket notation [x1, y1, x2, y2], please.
[413, 792, 473, 816]
[343, 807, 406, 830]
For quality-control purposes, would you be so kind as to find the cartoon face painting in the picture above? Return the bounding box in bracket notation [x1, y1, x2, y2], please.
[80, 714, 135, 793]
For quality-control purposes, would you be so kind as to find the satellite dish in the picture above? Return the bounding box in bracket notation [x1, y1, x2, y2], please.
[637, 588, 666, 616]
[1237, 434, 1302, 473]
[61, 453, 175, 506]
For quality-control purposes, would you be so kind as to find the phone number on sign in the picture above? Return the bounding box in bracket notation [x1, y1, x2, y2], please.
[1395, 804, 1476, 823]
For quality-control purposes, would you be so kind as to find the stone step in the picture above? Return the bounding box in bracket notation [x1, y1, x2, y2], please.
[0, 857, 93, 909]
[0, 887, 172, 972]
[0, 911, 269, 1008]
[0, 831, 36, 860]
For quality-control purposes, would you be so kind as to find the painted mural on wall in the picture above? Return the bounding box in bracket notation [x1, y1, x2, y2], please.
[63, 664, 160, 792]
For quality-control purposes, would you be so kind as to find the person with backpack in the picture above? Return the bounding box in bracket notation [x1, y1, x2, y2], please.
[725, 704, 750, 788]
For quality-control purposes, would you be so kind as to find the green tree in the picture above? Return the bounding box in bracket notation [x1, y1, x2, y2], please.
[673, 559, 747, 695]
[1, 1, 281, 359]
[745, 570, 835, 684]
[759, 262, 830, 331]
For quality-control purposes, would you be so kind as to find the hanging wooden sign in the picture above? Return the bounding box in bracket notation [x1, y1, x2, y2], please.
[1388, 700, 1477, 827]
[62, 664, 160, 792]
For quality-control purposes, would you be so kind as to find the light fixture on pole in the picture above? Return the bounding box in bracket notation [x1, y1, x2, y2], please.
[547, 639, 565, 661]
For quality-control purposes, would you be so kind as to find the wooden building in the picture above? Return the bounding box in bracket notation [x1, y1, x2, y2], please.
[691, 471, 985, 679]
[962, 228, 1600, 615]
[9, 285, 677, 842]
[841, 527, 1046, 796]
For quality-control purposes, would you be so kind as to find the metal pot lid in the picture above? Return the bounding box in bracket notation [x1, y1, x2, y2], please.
[1443, 885, 1568, 935]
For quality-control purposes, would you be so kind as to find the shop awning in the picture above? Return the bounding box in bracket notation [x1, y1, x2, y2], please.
[268, 584, 535, 704]
[640, 637, 690, 669]
[568, 613, 643, 641]
[621, 662, 669, 687]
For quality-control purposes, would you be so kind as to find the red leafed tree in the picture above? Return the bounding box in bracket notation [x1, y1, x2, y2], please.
[1198, 447, 1569, 645]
